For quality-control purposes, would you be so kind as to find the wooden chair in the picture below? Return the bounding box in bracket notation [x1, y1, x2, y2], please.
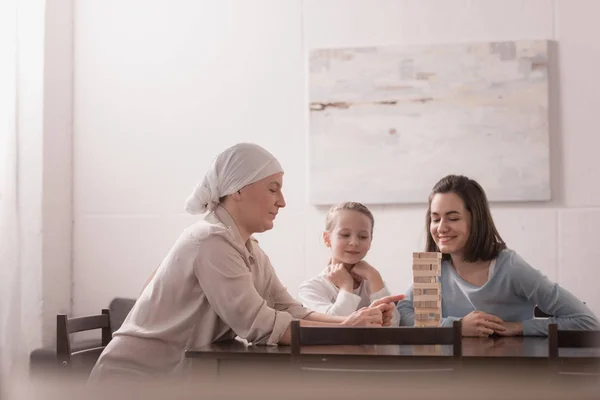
[290, 320, 462, 374]
[548, 323, 600, 379]
[56, 309, 112, 374]
[548, 323, 600, 358]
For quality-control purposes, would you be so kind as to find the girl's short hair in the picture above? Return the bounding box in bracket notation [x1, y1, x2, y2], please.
[425, 175, 506, 262]
[325, 202, 375, 236]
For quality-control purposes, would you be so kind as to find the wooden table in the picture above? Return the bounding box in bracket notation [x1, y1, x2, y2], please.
[185, 336, 600, 379]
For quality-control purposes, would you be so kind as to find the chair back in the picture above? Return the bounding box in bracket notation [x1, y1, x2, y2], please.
[108, 297, 136, 333]
[56, 309, 112, 371]
[290, 320, 462, 366]
[548, 323, 600, 359]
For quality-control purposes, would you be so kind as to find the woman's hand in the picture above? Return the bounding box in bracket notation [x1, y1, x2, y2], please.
[494, 321, 523, 336]
[461, 311, 507, 337]
[342, 307, 383, 326]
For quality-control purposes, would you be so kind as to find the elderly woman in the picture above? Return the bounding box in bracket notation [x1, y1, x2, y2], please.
[89, 143, 401, 381]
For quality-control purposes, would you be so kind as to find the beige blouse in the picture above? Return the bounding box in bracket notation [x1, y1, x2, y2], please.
[89, 206, 312, 380]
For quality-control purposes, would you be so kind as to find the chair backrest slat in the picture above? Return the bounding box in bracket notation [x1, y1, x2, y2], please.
[557, 330, 600, 348]
[291, 320, 462, 358]
[298, 326, 456, 346]
[67, 314, 110, 334]
[548, 323, 600, 360]
[70, 346, 106, 357]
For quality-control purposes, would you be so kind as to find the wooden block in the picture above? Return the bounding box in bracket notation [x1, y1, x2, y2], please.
[413, 300, 442, 309]
[413, 294, 441, 302]
[412, 258, 442, 266]
[413, 252, 442, 259]
[413, 287, 440, 296]
[414, 319, 440, 327]
[412, 269, 441, 277]
[413, 282, 441, 290]
[412, 264, 441, 272]
[414, 312, 442, 320]
[413, 275, 440, 284]
[414, 308, 442, 315]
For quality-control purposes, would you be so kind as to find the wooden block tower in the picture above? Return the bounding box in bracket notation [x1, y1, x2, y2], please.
[412, 252, 442, 327]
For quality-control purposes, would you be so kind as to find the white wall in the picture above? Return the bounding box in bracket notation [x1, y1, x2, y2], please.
[72, 0, 600, 317]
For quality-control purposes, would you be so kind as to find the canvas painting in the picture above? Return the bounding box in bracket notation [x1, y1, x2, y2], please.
[308, 40, 550, 204]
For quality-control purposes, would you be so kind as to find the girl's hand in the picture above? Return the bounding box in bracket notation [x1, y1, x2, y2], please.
[351, 261, 384, 292]
[326, 263, 354, 292]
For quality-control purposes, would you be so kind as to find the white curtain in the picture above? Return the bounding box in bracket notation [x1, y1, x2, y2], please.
[0, 0, 21, 383]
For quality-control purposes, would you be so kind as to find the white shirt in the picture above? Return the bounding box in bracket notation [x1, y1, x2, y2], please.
[299, 270, 400, 325]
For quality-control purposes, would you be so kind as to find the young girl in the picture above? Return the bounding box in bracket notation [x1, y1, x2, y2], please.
[299, 202, 400, 325]
[397, 174, 599, 336]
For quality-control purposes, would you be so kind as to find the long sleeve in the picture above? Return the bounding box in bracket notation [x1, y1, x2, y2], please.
[193, 235, 293, 345]
[262, 253, 313, 320]
[396, 284, 458, 327]
[509, 252, 600, 336]
[396, 285, 415, 326]
[299, 277, 362, 316]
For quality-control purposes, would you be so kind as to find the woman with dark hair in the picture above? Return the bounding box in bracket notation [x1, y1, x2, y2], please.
[397, 175, 599, 337]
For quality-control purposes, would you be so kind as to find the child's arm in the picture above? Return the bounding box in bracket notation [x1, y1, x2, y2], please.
[351, 261, 400, 325]
[298, 276, 362, 316]
[351, 261, 384, 292]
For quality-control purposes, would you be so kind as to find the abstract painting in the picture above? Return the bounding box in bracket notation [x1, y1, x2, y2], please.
[308, 40, 550, 204]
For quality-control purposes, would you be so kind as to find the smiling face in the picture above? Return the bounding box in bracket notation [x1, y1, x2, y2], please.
[323, 209, 373, 265]
[429, 192, 471, 259]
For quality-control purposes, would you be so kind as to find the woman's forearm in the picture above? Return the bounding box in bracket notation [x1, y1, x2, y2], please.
[278, 316, 345, 345]
[303, 311, 345, 324]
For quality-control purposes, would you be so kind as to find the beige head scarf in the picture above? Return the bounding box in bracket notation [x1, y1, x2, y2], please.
[184, 143, 283, 215]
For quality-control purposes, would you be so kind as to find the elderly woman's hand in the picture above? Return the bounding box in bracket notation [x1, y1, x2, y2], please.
[342, 307, 383, 327]
[340, 295, 405, 327]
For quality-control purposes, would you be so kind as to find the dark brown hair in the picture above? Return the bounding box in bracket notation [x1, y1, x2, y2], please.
[425, 175, 506, 262]
[325, 202, 375, 236]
